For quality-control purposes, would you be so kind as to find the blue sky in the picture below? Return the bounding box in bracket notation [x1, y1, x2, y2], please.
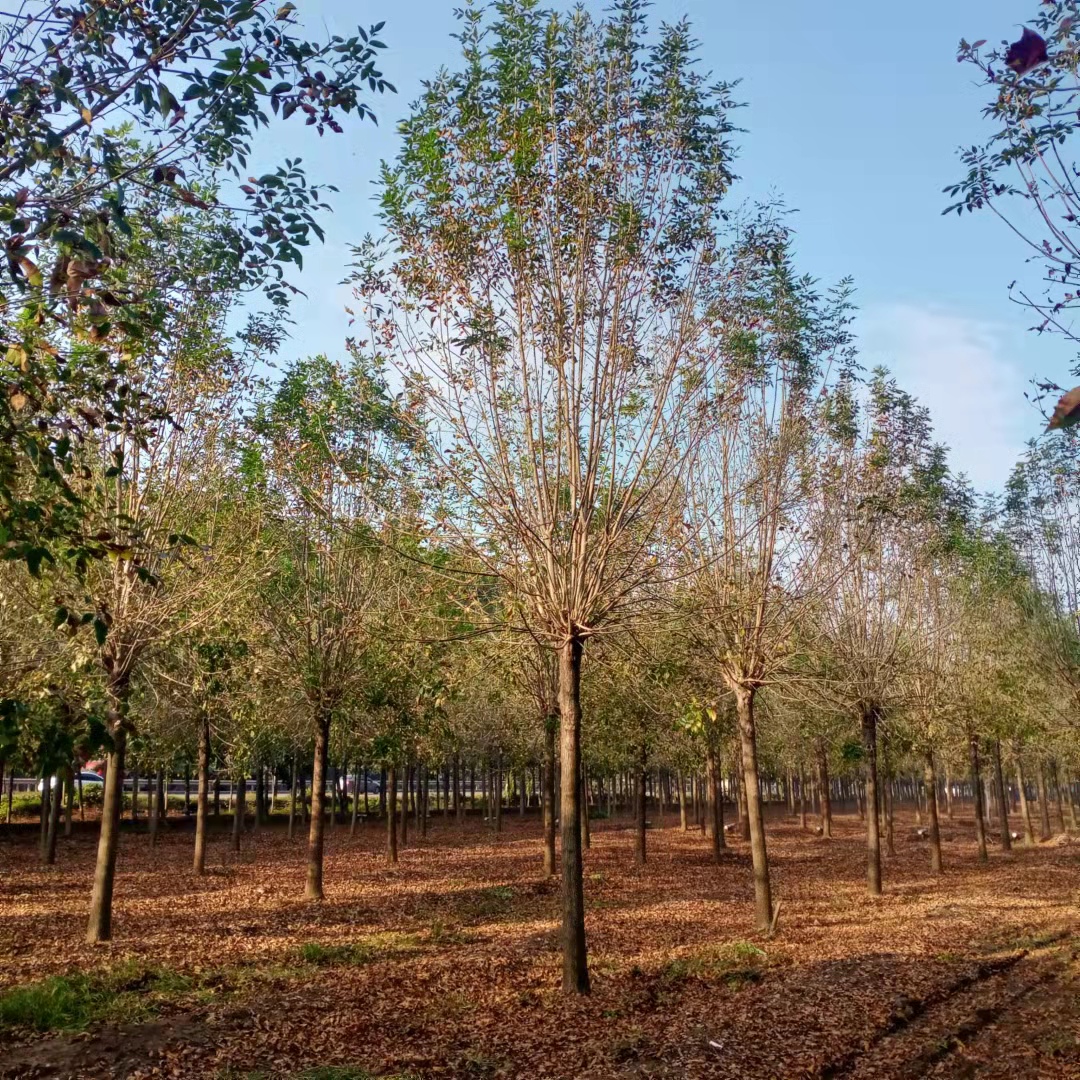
[253, 0, 1074, 492]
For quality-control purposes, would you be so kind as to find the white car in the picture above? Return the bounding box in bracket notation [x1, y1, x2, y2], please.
[37, 770, 105, 793]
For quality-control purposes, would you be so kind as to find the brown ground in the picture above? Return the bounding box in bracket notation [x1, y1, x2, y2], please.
[1, 806, 1078, 1079]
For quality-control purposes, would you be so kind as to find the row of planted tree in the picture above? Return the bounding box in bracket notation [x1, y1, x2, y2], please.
[3, 2, 1080, 997]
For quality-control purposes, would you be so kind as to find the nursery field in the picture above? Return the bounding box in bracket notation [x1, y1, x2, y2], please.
[1, 810, 1077, 1080]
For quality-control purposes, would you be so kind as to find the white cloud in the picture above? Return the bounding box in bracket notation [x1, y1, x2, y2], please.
[857, 304, 1034, 493]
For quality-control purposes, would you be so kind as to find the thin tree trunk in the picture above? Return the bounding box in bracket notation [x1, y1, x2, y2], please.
[944, 766, 954, 820]
[677, 770, 687, 832]
[1052, 761, 1068, 835]
[494, 753, 503, 834]
[130, 761, 139, 822]
[306, 711, 330, 899]
[149, 770, 162, 847]
[817, 741, 832, 839]
[543, 712, 557, 876]
[288, 752, 297, 841]
[558, 637, 589, 994]
[798, 766, 807, 830]
[386, 762, 398, 864]
[924, 751, 942, 874]
[351, 765, 361, 836]
[399, 761, 409, 848]
[213, 773, 221, 820]
[992, 740, 1011, 852]
[635, 743, 647, 866]
[706, 744, 724, 860]
[1016, 760, 1035, 847]
[862, 705, 882, 896]
[194, 715, 210, 874]
[734, 685, 772, 929]
[231, 772, 245, 852]
[86, 719, 127, 944]
[1036, 759, 1052, 841]
[970, 736, 988, 863]
[63, 765, 73, 837]
[580, 765, 590, 849]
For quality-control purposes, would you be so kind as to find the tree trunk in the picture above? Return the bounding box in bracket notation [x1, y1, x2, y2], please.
[944, 766, 954, 820]
[706, 744, 724, 860]
[817, 741, 832, 839]
[635, 743, 647, 866]
[231, 772, 245, 852]
[885, 778, 896, 858]
[969, 736, 988, 863]
[399, 761, 409, 848]
[861, 705, 882, 896]
[580, 765, 590, 849]
[677, 770, 688, 832]
[558, 637, 589, 994]
[494, 753, 503, 834]
[130, 761, 139, 822]
[1052, 761, 1068, 835]
[86, 723, 127, 944]
[149, 770, 162, 847]
[543, 712, 557, 876]
[213, 773, 221, 820]
[798, 766, 807, 830]
[992, 740, 1011, 852]
[351, 765, 361, 836]
[306, 711, 330, 899]
[1016, 760, 1035, 846]
[194, 715, 210, 874]
[63, 765, 73, 838]
[734, 685, 772, 930]
[288, 752, 298, 841]
[1036, 759, 1052, 841]
[924, 751, 943, 874]
[386, 763, 398, 864]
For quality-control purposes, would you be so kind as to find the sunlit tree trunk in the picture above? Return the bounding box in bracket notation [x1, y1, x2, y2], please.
[924, 751, 942, 874]
[194, 714, 210, 874]
[635, 743, 647, 866]
[288, 752, 298, 841]
[558, 637, 588, 994]
[734, 685, 772, 929]
[706, 744, 724, 860]
[817, 741, 832, 839]
[1036, 759, 1052, 841]
[861, 705, 882, 896]
[969, 736, 988, 863]
[677, 770, 688, 832]
[992, 740, 1011, 852]
[306, 709, 330, 899]
[543, 712, 556, 876]
[86, 696, 127, 944]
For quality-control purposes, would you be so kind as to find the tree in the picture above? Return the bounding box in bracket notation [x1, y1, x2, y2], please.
[351, 0, 742, 993]
[0, 1, 392, 574]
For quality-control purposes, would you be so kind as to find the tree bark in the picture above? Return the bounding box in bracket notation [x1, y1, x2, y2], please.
[306, 710, 330, 899]
[1016, 759, 1035, 846]
[558, 637, 589, 994]
[543, 712, 557, 876]
[677, 770, 688, 832]
[399, 761, 409, 848]
[817, 741, 832, 839]
[194, 714, 210, 874]
[924, 751, 943, 874]
[386, 762, 398, 864]
[149, 769, 163, 847]
[798, 766, 807, 831]
[734, 685, 772, 929]
[861, 705, 882, 896]
[1036, 759, 1052, 841]
[992, 740, 1011, 852]
[1052, 761, 1068, 835]
[231, 771, 245, 852]
[288, 752, 298, 841]
[86, 722, 127, 944]
[969, 736, 988, 864]
[706, 744, 724, 860]
[635, 743, 647, 866]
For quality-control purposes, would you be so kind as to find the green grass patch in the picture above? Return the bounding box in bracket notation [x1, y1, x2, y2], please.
[0, 962, 193, 1035]
[661, 940, 768, 987]
[298, 931, 421, 967]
